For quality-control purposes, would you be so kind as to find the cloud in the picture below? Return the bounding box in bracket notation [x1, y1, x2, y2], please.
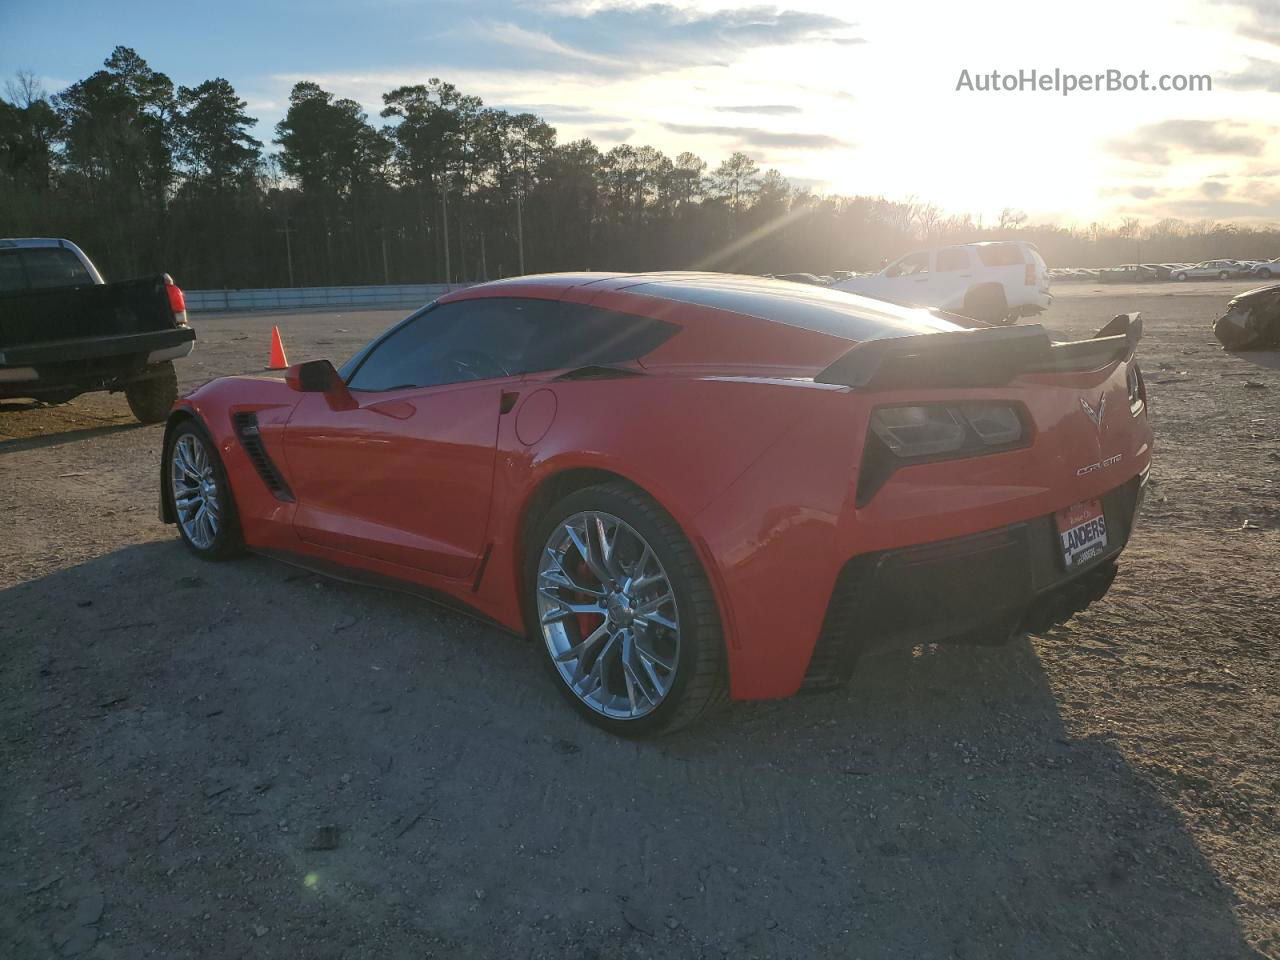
[714, 104, 803, 115]
[1238, 23, 1280, 44]
[1100, 184, 1163, 200]
[661, 121, 849, 149]
[588, 126, 635, 141]
[1220, 57, 1280, 92]
[1112, 170, 1280, 220]
[495, 102, 630, 123]
[474, 3, 861, 76]
[480, 21, 629, 72]
[1106, 119, 1270, 164]
[1221, 0, 1280, 44]
[1161, 196, 1280, 218]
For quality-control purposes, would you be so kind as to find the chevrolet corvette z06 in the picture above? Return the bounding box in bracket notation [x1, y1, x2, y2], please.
[160, 273, 1151, 735]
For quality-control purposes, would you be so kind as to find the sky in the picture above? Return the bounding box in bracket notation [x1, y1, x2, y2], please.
[2, 0, 1278, 226]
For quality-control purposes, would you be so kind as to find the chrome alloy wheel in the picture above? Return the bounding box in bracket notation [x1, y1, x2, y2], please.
[536, 511, 681, 720]
[171, 433, 221, 550]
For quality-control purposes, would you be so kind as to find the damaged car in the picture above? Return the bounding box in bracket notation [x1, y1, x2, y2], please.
[158, 273, 1152, 735]
[1214, 282, 1280, 350]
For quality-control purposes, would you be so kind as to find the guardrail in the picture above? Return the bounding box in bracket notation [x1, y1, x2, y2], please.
[185, 283, 473, 313]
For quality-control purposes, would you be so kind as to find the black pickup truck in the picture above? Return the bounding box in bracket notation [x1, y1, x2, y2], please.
[0, 238, 196, 422]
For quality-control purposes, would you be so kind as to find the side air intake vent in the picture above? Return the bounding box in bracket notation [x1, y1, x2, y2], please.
[232, 412, 293, 501]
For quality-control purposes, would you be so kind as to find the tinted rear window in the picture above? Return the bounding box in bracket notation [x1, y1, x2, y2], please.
[0, 248, 94, 293]
[0, 253, 25, 293]
[977, 244, 1027, 267]
[622, 276, 962, 341]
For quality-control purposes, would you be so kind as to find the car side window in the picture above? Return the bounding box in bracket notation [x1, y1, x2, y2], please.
[346, 298, 556, 392]
[885, 252, 929, 277]
[524, 302, 677, 371]
[344, 298, 679, 392]
[935, 248, 969, 272]
[977, 244, 1025, 267]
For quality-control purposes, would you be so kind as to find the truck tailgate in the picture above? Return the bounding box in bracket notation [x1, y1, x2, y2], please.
[0, 274, 181, 352]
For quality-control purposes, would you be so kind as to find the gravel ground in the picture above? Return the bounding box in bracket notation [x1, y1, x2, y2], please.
[1, 281, 1277, 959]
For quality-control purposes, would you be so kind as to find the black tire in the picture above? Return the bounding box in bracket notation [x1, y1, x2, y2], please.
[1175, 272, 1188, 281]
[962, 285, 1009, 325]
[1218, 271, 1230, 280]
[164, 418, 245, 561]
[526, 482, 727, 736]
[1258, 268, 1273, 279]
[125, 361, 178, 423]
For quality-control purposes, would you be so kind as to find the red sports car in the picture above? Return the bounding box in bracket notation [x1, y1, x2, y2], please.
[160, 273, 1152, 735]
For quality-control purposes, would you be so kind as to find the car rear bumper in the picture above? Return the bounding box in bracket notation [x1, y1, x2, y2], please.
[801, 467, 1148, 690]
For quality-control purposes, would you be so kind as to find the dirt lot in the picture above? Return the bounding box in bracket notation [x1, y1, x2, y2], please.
[2, 281, 1277, 959]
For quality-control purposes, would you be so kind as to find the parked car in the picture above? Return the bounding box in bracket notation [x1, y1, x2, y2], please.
[1140, 264, 1175, 280]
[1173, 260, 1244, 281]
[833, 241, 1051, 324]
[1249, 258, 1280, 279]
[159, 272, 1151, 735]
[1099, 264, 1159, 283]
[0, 238, 194, 421]
[1214, 282, 1280, 350]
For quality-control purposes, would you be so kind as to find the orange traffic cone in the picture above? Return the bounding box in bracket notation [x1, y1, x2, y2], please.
[267, 326, 289, 370]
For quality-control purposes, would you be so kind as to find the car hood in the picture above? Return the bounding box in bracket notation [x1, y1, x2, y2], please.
[1230, 281, 1280, 305]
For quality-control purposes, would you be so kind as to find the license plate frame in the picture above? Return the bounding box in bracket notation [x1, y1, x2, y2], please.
[1056, 498, 1108, 569]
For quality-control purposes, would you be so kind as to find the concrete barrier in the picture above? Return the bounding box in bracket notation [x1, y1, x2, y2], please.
[185, 283, 473, 313]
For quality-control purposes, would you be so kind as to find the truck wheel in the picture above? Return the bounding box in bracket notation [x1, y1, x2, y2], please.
[125, 362, 178, 423]
[962, 285, 1009, 325]
[527, 482, 727, 736]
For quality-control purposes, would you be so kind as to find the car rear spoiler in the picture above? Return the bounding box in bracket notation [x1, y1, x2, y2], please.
[815, 313, 1142, 389]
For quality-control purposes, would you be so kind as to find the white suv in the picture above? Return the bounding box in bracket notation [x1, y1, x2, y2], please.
[833, 241, 1052, 324]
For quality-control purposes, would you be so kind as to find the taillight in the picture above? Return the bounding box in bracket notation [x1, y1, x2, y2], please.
[1127, 361, 1146, 415]
[869, 402, 1026, 458]
[1024, 264, 1036, 285]
[164, 274, 189, 326]
[858, 402, 1031, 505]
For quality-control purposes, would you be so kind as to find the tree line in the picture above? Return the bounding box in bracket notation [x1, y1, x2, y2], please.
[2, 47, 1277, 290]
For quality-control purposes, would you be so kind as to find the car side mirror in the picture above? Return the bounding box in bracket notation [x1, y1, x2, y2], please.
[285, 359, 357, 410]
